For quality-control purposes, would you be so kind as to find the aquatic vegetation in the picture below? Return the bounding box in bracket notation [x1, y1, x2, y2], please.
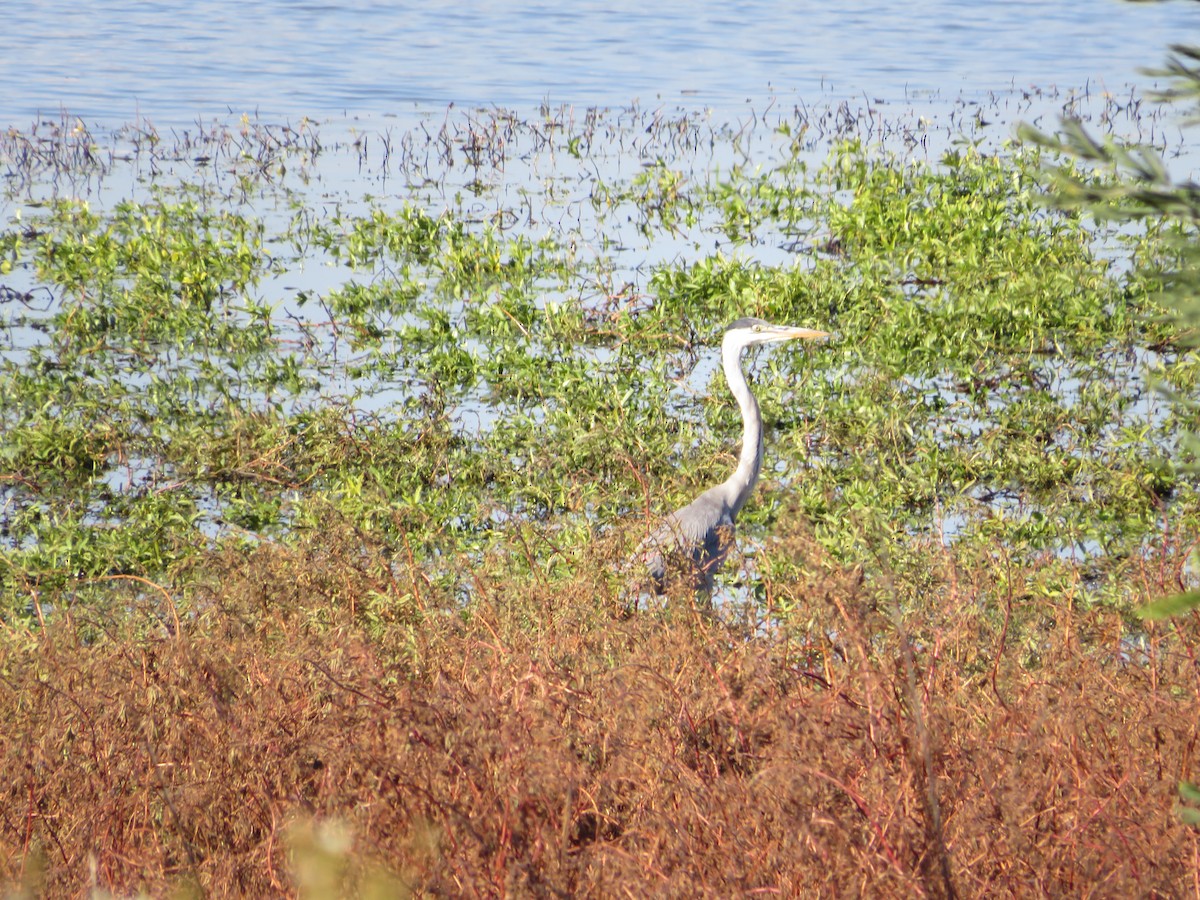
[0, 102, 1188, 613]
[0, 96, 1197, 896]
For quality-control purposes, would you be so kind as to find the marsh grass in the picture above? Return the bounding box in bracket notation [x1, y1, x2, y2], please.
[1, 95, 1199, 894]
[2, 519, 1198, 896]
[0, 133, 1182, 598]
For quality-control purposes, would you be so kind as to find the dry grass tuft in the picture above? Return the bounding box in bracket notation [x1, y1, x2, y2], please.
[2, 527, 1199, 896]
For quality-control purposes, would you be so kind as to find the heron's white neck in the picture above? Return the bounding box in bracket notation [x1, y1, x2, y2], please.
[720, 337, 764, 518]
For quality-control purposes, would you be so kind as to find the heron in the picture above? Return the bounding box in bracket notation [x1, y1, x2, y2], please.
[633, 317, 830, 598]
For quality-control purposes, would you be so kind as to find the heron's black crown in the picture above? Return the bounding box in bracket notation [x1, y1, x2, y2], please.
[724, 316, 769, 333]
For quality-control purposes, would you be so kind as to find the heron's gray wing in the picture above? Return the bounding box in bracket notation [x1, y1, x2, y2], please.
[636, 486, 736, 593]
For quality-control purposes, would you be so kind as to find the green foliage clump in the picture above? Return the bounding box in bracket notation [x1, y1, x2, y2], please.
[0, 99, 1193, 633]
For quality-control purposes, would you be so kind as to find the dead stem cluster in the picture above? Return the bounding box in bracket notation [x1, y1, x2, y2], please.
[1, 527, 1198, 897]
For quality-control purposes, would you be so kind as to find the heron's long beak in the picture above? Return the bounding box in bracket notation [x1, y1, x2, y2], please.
[777, 326, 831, 342]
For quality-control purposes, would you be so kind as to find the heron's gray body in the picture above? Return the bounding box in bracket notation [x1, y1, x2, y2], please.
[634, 317, 828, 597]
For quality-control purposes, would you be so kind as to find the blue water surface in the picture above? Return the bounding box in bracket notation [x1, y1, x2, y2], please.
[3, 0, 1200, 129]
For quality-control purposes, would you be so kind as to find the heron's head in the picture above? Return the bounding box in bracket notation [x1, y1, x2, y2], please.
[723, 317, 830, 352]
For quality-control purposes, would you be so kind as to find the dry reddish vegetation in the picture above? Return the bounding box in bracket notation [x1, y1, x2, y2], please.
[2, 527, 1199, 897]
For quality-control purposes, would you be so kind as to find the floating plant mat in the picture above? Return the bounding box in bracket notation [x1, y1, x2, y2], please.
[0, 92, 1194, 617]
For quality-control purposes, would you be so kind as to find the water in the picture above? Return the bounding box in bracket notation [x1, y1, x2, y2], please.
[3, 0, 1199, 130]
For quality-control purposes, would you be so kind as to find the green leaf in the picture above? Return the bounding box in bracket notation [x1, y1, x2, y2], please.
[1178, 781, 1200, 804]
[1136, 590, 1200, 621]
[1180, 807, 1200, 827]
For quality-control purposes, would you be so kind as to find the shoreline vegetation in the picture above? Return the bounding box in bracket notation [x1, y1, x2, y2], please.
[2, 90, 1199, 895]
